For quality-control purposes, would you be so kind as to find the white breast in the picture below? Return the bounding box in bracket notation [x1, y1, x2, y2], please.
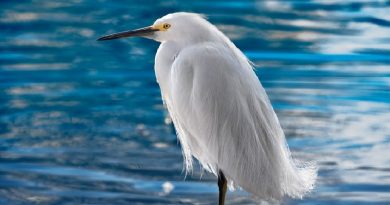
[154, 41, 181, 99]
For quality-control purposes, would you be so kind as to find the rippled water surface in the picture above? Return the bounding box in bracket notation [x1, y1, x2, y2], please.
[1, 0, 390, 204]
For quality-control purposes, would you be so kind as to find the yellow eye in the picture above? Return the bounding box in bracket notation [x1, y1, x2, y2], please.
[163, 23, 171, 30]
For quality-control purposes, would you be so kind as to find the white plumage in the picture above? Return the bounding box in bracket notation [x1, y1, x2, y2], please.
[99, 12, 317, 202]
[154, 13, 317, 201]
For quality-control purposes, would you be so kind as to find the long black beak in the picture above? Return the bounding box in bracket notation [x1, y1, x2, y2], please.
[97, 26, 158, 41]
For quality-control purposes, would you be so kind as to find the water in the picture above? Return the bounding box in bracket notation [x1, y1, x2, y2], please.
[1, 0, 389, 204]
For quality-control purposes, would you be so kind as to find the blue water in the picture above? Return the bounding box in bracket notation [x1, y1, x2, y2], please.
[1, 0, 389, 204]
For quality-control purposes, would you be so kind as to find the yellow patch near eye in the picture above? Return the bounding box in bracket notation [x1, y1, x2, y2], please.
[152, 23, 171, 31]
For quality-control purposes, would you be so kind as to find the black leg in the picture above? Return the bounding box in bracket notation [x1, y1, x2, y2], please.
[218, 170, 227, 205]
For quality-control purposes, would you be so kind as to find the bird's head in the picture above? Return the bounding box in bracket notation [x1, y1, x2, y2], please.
[98, 12, 218, 43]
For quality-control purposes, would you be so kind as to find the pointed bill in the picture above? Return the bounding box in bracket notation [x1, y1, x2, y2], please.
[97, 26, 158, 41]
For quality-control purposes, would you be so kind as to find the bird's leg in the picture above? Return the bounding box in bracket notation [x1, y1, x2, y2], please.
[218, 170, 227, 205]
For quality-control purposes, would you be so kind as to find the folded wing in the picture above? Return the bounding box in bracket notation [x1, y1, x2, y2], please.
[165, 43, 317, 200]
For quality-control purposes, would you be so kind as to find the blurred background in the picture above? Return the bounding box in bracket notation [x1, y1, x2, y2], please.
[0, 0, 389, 204]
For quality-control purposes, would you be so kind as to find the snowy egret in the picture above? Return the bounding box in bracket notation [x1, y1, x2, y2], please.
[98, 12, 317, 204]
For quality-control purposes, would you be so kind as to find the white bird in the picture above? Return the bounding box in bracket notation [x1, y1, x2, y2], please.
[98, 12, 317, 204]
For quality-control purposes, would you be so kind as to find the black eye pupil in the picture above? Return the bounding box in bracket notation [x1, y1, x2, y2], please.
[164, 24, 170, 29]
